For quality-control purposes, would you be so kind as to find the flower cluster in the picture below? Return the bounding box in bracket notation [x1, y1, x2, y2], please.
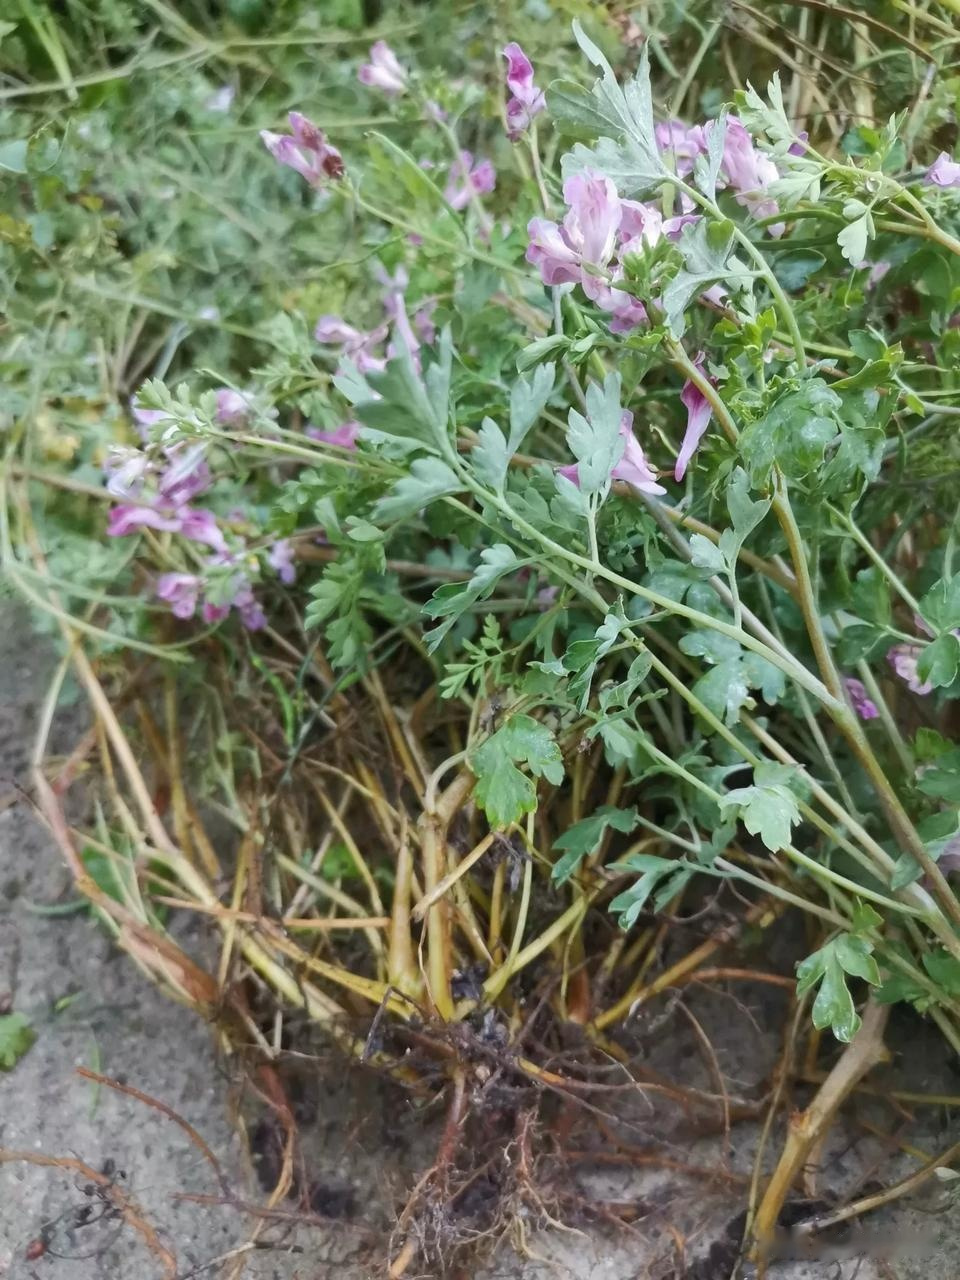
[106, 400, 294, 628]
[315, 264, 437, 378]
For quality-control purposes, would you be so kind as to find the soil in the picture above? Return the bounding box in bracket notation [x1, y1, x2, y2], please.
[2, 605, 960, 1279]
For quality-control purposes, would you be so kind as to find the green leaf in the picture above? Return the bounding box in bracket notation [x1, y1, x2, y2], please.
[471, 714, 565, 828]
[609, 854, 695, 927]
[917, 634, 960, 690]
[473, 417, 510, 492]
[694, 657, 751, 726]
[774, 250, 825, 291]
[720, 761, 801, 852]
[736, 73, 795, 145]
[922, 950, 960, 996]
[374, 457, 460, 522]
[552, 805, 639, 884]
[693, 114, 727, 202]
[517, 336, 568, 372]
[0, 139, 28, 174]
[424, 544, 527, 652]
[558, 22, 664, 197]
[0, 1013, 35, 1070]
[920, 576, 960, 635]
[739, 379, 841, 485]
[796, 934, 880, 1042]
[509, 363, 556, 454]
[359, 340, 448, 454]
[688, 533, 727, 576]
[565, 372, 625, 496]
[662, 218, 738, 337]
[837, 212, 872, 267]
[726, 466, 771, 548]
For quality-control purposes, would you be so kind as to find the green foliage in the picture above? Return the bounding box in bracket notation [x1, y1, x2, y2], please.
[796, 934, 881, 1042]
[0, 1013, 36, 1070]
[719, 762, 801, 853]
[470, 714, 565, 829]
[552, 805, 638, 884]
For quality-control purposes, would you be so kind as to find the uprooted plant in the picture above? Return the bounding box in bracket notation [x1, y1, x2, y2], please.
[7, 8, 960, 1272]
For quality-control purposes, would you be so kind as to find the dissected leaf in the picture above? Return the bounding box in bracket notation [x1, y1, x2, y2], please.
[552, 805, 639, 884]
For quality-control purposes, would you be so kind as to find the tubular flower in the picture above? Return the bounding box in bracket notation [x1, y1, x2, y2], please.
[675, 356, 715, 482]
[444, 151, 496, 211]
[260, 112, 344, 187]
[502, 42, 545, 140]
[559, 411, 665, 496]
[927, 152, 960, 188]
[843, 677, 879, 721]
[358, 41, 408, 95]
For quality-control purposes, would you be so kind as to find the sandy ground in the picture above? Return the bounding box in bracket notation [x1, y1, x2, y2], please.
[2, 605, 960, 1279]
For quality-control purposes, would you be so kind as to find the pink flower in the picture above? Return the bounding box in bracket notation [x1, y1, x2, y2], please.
[156, 573, 201, 620]
[358, 40, 408, 95]
[675, 356, 715, 482]
[130, 402, 169, 442]
[267, 539, 296, 585]
[563, 171, 621, 282]
[413, 300, 437, 346]
[108, 505, 184, 538]
[307, 421, 361, 450]
[864, 260, 891, 289]
[619, 201, 698, 249]
[158, 444, 211, 506]
[926, 152, 960, 189]
[654, 120, 707, 176]
[315, 315, 388, 374]
[843, 677, 879, 721]
[560, 411, 665, 496]
[202, 601, 230, 624]
[104, 446, 150, 498]
[260, 112, 344, 187]
[888, 644, 933, 695]
[176, 509, 228, 552]
[526, 216, 583, 285]
[721, 119, 784, 236]
[215, 388, 253, 426]
[502, 42, 545, 140]
[444, 151, 496, 211]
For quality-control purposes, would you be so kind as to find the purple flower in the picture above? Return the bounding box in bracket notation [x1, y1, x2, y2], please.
[413, 300, 437, 346]
[721, 119, 784, 236]
[202, 601, 230, 624]
[502, 42, 545, 140]
[560, 410, 665, 496]
[675, 356, 714, 482]
[563, 171, 621, 283]
[130, 402, 169, 442]
[215, 388, 253, 426]
[156, 573, 201, 620]
[267, 539, 296, 585]
[108, 505, 184, 538]
[888, 644, 933, 695]
[926, 152, 960, 189]
[654, 120, 707, 176]
[864, 260, 891, 289]
[619, 200, 697, 250]
[843, 676, 879, 721]
[314, 314, 388, 374]
[178, 509, 228, 552]
[260, 112, 344, 187]
[104, 446, 150, 499]
[444, 151, 496, 211]
[526, 216, 583, 285]
[307, 421, 361, 450]
[158, 444, 211, 506]
[358, 40, 408, 95]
